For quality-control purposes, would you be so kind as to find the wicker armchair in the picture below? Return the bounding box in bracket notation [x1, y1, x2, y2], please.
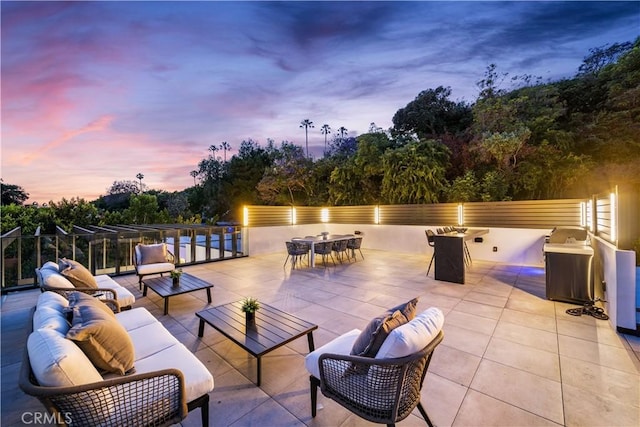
[310, 331, 443, 427]
[133, 243, 176, 289]
[284, 241, 310, 269]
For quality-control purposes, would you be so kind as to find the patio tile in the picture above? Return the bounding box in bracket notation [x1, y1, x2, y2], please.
[470, 359, 564, 424]
[463, 291, 508, 308]
[562, 382, 640, 427]
[484, 337, 560, 381]
[557, 318, 629, 348]
[422, 372, 469, 427]
[559, 356, 640, 408]
[492, 321, 559, 353]
[441, 323, 492, 357]
[558, 335, 640, 374]
[453, 389, 562, 426]
[429, 344, 482, 386]
[499, 307, 557, 333]
[453, 300, 504, 320]
[445, 309, 498, 336]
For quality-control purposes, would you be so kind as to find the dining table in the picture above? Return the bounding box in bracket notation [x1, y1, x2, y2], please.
[433, 228, 489, 284]
[291, 234, 354, 267]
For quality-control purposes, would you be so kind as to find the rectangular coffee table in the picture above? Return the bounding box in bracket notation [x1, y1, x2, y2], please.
[196, 301, 318, 386]
[143, 273, 213, 315]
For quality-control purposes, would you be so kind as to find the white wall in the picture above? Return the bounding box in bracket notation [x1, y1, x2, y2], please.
[594, 236, 637, 331]
[247, 223, 548, 266]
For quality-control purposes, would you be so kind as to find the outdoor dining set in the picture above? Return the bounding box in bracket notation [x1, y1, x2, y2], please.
[285, 233, 364, 268]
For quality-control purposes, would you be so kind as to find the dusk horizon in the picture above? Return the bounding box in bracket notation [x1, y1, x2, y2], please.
[2, 1, 639, 204]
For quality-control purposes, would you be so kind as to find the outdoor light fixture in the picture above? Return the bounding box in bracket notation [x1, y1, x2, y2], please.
[610, 192, 616, 243]
[243, 207, 249, 227]
[321, 208, 329, 223]
[291, 207, 297, 225]
[374, 206, 380, 224]
[587, 199, 594, 231]
[580, 202, 587, 227]
[457, 204, 464, 226]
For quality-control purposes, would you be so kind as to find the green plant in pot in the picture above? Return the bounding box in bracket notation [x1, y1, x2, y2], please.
[241, 297, 260, 322]
[169, 269, 182, 286]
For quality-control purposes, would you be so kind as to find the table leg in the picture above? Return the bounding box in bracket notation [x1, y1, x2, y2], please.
[142, 285, 148, 297]
[256, 356, 262, 387]
[206, 288, 212, 304]
[164, 298, 169, 315]
[310, 242, 316, 267]
[198, 319, 205, 337]
[307, 332, 315, 351]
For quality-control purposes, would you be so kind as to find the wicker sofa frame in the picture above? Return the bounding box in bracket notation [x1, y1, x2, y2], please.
[310, 331, 444, 427]
[19, 305, 210, 427]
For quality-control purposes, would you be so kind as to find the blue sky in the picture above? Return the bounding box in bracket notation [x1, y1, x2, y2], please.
[2, 1, 639, 203]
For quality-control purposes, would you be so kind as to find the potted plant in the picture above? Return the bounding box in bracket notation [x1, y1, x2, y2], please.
[241, 297, 260, 322]
[169, 269, 182, 286]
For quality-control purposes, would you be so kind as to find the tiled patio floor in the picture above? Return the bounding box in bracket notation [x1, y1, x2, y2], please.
[2, 250, 639, 426]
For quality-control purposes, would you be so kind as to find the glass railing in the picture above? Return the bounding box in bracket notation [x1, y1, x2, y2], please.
[1, 225, 246, 291]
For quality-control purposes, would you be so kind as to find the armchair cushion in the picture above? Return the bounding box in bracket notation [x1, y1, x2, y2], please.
[59, 258, 98, 289]
[66, 292, 135, 375]
[137, 243, 168, 265]
[33, 292, 71, 334]
[305, 329, 361, 380]
[376, 307, 444, 359]
[350, 298, 418, 358]
[38, 266, 74, 289]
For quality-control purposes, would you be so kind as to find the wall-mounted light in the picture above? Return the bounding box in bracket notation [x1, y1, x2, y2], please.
[610, 192, 616, 243]
[320, 208, 329, 223]
[580, 201, 586, 227]
[374, 205, 380, 224]
[243, 206, 249, 227]
[457, 204, 464, 226]
[291, 207, 297, 225]
[587, 199, 594, 231]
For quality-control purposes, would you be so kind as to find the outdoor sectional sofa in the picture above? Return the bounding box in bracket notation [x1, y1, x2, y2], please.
[19, 290, 214, 426]
[35, 260, 136, 310]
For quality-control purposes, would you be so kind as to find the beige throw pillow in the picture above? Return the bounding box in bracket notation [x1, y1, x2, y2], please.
[59, 258, 98, 288]
[66, 292, 135, 375]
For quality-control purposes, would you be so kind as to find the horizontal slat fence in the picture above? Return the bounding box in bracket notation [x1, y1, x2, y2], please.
[464, 199, 581, 228]
[245, 199, 582, 230]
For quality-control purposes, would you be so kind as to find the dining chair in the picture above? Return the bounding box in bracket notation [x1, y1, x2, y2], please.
[425, 230, 436, 276]
[347, 237, 364, 260]
[332, 239, 350, 263]
[314, 241, 335, 267]
[436, 228, 445, 234]
[284, 241, 309, 269]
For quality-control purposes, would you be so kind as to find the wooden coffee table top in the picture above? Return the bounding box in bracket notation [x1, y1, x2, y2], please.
[196, 300, 318, 357]
[143, 272, 213, 298]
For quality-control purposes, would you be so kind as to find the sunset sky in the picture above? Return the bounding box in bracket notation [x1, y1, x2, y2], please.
[2, 1, 639, 204]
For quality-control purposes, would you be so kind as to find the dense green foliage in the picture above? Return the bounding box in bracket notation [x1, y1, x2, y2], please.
[2, 39, 638, 231]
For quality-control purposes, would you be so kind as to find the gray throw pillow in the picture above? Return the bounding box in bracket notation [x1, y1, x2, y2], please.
[350, 297, 419, 357]
[138, 244, 168, 265]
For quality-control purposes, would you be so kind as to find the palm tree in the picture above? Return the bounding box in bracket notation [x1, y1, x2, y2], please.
[300, 119, 314, 157]
[135, 173, 144, 193]
[219, 141, 231, 162]
[320, 124, 331, 155]
[337, 126, 348, 141]
[190, 170, 198, 186]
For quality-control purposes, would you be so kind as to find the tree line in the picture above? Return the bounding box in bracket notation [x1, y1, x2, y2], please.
[2, 39, 638, 234]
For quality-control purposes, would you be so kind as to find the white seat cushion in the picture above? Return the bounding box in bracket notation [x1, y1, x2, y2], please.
[115, 308, 159, 332]
[136, 262, 175, 276]
[375, 307, 444, 359]
[28, 329, 103, 387]
[33, 292, 71, 334]
[95, 275, 136, 307]
[304, 329, 361, 380]
[127, 322, 180, 360]
[133, 343, 214, 403]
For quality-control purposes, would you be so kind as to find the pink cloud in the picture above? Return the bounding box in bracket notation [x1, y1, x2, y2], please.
[20, 115, 115, 165]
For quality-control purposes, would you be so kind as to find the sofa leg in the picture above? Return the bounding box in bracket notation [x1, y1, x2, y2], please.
[417, 402, 434, 427]
[310, 375, 320, 417]
[201, 393, 210, 427]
